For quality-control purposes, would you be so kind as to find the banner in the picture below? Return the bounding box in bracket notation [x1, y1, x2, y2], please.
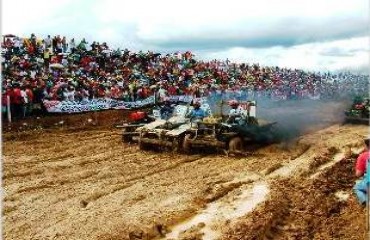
[168, 95, 194, 103]
[111, 96, 156, 110]
[43, 96, 155, 113]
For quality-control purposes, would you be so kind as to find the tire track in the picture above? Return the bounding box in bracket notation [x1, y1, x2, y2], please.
[80, 154, 208, 206]
[3, 123, 368, 240]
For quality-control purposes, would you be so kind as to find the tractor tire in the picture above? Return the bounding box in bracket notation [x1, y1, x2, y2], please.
[172, 138, 180, 153]
[229, 137, 243, 152]
[182, 134, 192, 153]
[122, 127, 135, 143]
[122, 135, 133, 143]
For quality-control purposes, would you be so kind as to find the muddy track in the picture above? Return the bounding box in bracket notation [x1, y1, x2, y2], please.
[222, 146, 368, 240]
[3, 122, 369, 240]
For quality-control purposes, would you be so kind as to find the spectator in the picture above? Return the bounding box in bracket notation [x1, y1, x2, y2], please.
[43, 48, 51, 69]
[20, 86, 29, 118]
[25, 85, 34, 116]
[2, 88, 9, 122]
[62, 36, 68, 53]
[353, 136, 370, 206]
[10, 84, 24, 120]
[44, 35, 52, 49]
[69, 38, 76, 53]
[1, 33, 369, 120]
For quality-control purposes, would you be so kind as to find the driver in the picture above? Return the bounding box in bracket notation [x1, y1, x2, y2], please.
[160, 97, 174, 119]
[186, 101, 207, 122]
[227, 100, 245, 124]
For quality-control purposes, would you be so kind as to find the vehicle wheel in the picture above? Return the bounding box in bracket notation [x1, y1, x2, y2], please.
[182, 134, 192, 153]
[122, 135, 133, 143]
[122, 127, 134, 143]
[249, 117, 259, 125]
[171, 138, 180, 152]
[229, 137, 243, 152]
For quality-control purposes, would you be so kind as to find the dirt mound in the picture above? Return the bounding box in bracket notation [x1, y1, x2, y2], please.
[2, 109, 138, 133]
[223, 154, 368, 240]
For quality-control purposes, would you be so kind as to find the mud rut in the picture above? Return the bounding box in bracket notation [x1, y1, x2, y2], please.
[2, 124, 369, 240]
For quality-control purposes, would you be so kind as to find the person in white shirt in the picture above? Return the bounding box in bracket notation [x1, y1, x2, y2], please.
[62, 88, 69, 101]
[67, 87, 75, 101]
[61, 57, 68, 67]
[45, 35, 52, 46]
[21, 88, 28, 104]
[30, 70, 37, 79]
[19, 70, 27, 77]
[69, 38, 76, 53]
[13, 37, 22, 54]
[157, 86, 167, 102]
[227, 100, 245, 125]
[20, 87, 28, 118]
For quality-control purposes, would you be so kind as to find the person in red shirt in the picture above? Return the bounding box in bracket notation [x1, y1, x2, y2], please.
[353, 136, 370, 205]
[10, 84, 24, 120]
[139, 86, 149, 99]
[97, 86, 106, 98]
[167, 84, 177, 96]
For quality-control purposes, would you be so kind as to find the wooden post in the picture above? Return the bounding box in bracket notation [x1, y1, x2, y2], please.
[219, 91, 224, 118]
[367, 166, 369, 238]
[93, 100, 98, 125]
[7, 95, 11, 123]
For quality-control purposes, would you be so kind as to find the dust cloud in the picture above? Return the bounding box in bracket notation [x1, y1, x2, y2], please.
[257, 98, 348, 141]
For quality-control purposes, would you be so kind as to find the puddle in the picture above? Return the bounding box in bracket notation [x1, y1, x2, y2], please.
[164, 182, 269, 240]
[334, 191, 350, 202]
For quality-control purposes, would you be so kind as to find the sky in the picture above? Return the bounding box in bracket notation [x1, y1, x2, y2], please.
[2, 0, 369, 73]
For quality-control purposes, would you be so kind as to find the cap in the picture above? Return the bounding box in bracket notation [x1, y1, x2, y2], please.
[228, 100, 239, 106]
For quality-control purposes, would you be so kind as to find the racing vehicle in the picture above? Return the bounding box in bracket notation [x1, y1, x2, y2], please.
[182, 101, 278, 155]
[345, 96, 369, 124]
[137, 101, 212, 151]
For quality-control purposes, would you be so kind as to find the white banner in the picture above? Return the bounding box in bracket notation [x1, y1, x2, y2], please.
[43, 96, 155, 113]
[168, 95, 194, 103]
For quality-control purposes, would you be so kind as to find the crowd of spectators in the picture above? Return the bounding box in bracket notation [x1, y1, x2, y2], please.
[1, 34, 369, 120]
